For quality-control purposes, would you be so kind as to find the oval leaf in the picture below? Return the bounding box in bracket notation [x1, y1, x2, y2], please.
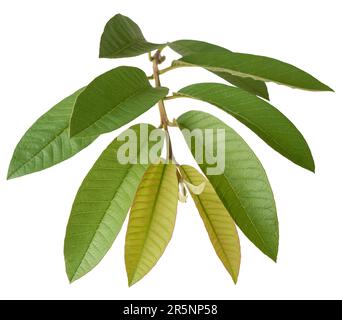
[178, 111, 279, 261]
[70, 66, 168, 137]
[169, 39, 269, 100]
[125, 163, 178, 286]
[100, 14, 165, 58]
[180, 165, 241, 283]
[64, 124, 164, 283]
[177, 82, 315, 172]
[7, 89, 97, 179]
[174, 52, 332, 92]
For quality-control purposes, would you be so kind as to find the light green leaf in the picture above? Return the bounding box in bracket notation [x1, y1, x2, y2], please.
[178, 111, 279, 261]
[174, 52, 333, 92]
[7, 89, 97, 179]
[100, 14, 165, 58]
[180, 165, 241, 283]
[169, 39, 269, 100]
[70, 66, 168, 137]
[64, 124, 164, 283]
[177, 83, 314, 172]
[125, 163, 178, 286]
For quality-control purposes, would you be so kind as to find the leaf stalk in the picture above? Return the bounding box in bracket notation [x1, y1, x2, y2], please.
[151, 50, 174, 162]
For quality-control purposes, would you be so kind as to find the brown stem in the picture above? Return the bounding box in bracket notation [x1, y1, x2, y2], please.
[152, 50, 174, 162]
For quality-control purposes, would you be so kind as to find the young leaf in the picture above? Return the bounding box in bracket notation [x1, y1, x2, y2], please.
[174, 52, 333, 92]
[100, 14, 166, 58]
[184, 180, 206, 195]
[178, 111, 279, 261]
[64, 124, 163, 283]
[125, 163, 178, 286]
[177, 83, 315, 172]
[169, 39, 269, 100]
[70, 66, 168, 137]
[7, 89, 97, 180]
[180, 165, 241, 283]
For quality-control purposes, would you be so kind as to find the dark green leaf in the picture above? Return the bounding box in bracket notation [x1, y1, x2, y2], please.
[100, 14, 165, 58]
[178, 111, 279, 260]
[70, 66, 168, 137]
[169, 39, 269, 99]
[174, 52, 333, 92]
[65, 124, 164, 282]
[177, 83, 314, 172]
[7, 89, 97, 179]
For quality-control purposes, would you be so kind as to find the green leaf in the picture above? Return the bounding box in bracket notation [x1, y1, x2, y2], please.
[64, 124, 164, 283]
[125, 163, 178, 286]
[100, 14, 165, 58]
[70, 66, 168, 137]
[177, 111, 279, 261]
[169, 39, 269, 100]
[174, 52, 333, 92]
[180, 165, 241, 283]
[177, 83, 314, 172]
[7, 89, 97, 180]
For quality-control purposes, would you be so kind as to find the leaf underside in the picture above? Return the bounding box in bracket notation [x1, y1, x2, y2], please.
[180, 165, 241, 283]
[178, 111, 279, 260]
[125, 163, 178, 286]
[7, 89, 97, 179]
[70, 66, 168, 137]
[169, 39, 269, 100]
[175, 52, 332, 91]
[100, 14, 165, 58]
[64, 124, 163, 282]
[177, 82, 315, 172]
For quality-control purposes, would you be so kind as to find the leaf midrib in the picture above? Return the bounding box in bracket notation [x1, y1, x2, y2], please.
[129, 165, 167, 283]
[220, 170, 270, 253]
[72, 86, 164, 137]
[177, 92, 302, 167]
[181, 168, 238, 280]
[69, 163, 135, 282]
[8, 126, 69, 179]
[176, 60, 328, 91]
[104, 39, 162, 57]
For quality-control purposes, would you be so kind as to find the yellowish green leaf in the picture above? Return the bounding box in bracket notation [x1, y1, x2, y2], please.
[125, 164, 178, 286]
[180, 165, 241, 283]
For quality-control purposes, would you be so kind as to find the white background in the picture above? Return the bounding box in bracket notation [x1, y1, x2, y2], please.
[0, 0, 341, 300]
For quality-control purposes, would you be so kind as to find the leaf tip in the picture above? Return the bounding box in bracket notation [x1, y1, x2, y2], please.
[231, 272, 239, 285]
[128, 276, 139, 288]
[314, 80, 334, 92]
[6, 166, 20, 180]
[67, 271, 79, 284]
[6, 172, 14, 180]
[268, 250, 278, 263]
[306, 159, 315, 173]
[323, 84, 335, 92]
